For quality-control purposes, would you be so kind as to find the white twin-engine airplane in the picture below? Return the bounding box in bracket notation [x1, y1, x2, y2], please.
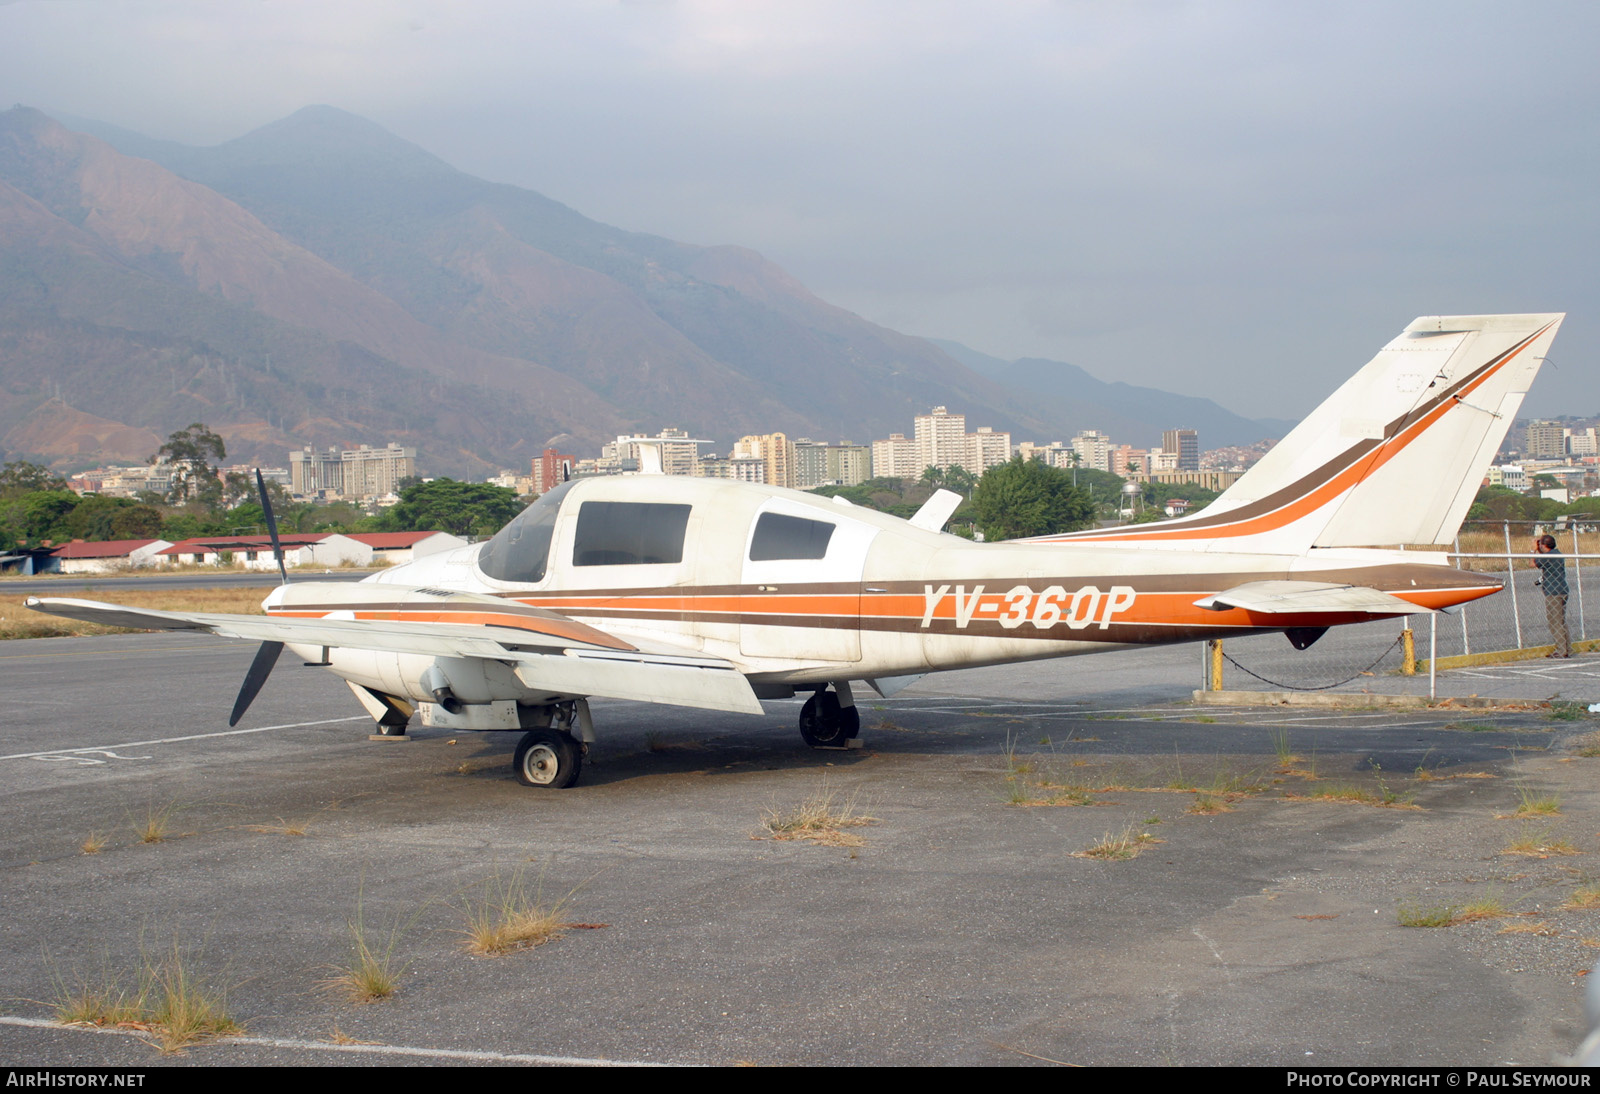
[30, 313, 1563, 789]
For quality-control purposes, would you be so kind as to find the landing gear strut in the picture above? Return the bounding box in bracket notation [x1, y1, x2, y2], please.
[798, 683, 861, 749]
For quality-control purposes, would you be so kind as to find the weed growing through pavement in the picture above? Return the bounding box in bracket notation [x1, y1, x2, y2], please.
[243, 816, 312, 837]
[81, 831, 106, 855]
[323, 881, 412, 1002]
[1562, 887, 1600, 911]
[1547, 702, 1588, 722]
[130, 801, 182, 844]
[1572, 731, 1600, 758]
[1074, 823, 1162, 861]
[53, 943, 240, 1053]
[1451, 891, 1512, 924]
[1397, 901, 1458, 927]
[1509, 784, 1562, 818]
[460, 866, 580, 957]
[1398, 892, 1511, 927]
[1269, 728, 1301, 768]
[1503, 827, 1580, 857]
[758, 783, 877, 847]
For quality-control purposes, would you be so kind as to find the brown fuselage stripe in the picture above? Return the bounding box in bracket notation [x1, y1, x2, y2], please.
[1032, 324, 1550, 543]
[274, 565, 1497, 648]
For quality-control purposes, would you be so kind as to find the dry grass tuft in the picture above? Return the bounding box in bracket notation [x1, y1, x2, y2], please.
[1561, 887, 1600, 911]
[1399, 891, 1511, 927]
[1397, 902, 1458, 928]
[1188, 792, 1233, 815]
[1502, 827, 1580, 858]
[1499, 920, 1558, 936]
[81, 831, 106, 855]
[1073, 824, 1163, 861]
[327, 1025, 381, 1046]
[130, 801, 182, 844]
[54, 945, 240, 1053]
[1572, 731, 1600, 758]
[243, 816, 311, 837]
[1507, 785, 1562, 818]
[460, 867, 578, 957]
[758, 785, 878, 847]
[54, 969, 149, 1029]
[1451, 894, 1512, 924]
[323, 894, 408, 1002]
[1283, 783, 1420, 810]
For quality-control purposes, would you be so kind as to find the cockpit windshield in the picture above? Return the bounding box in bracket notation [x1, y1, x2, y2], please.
[476, 480, 574, 584]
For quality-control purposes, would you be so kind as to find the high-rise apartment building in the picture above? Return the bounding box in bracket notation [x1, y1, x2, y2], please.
[1525, 421, 1567, 459]
[1162, 429, 1199, 471]
[914, 407, 968, 472]
[733, 433, 796, 489]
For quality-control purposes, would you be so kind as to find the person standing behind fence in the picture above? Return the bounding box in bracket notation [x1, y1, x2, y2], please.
[1533, 534, 1571, 658]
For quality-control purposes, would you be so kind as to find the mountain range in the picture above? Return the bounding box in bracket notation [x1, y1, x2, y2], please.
[0, 104, 1286, 478]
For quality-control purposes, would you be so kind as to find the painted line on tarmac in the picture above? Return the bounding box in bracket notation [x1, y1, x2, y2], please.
[0, 1016, 672, 1066]
[0, 717, 368, 762]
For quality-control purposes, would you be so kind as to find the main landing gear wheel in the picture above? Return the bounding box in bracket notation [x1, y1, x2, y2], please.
[798, 689, 860, 749]
[513, 728, 583, 788]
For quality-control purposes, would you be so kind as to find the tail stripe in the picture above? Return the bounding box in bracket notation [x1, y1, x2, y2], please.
[1035, 323, 1550, 544]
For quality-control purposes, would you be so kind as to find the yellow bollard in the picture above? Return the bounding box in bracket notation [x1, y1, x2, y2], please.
[1401, 628, 1415, 676]
[1209, 639, 1224, 691]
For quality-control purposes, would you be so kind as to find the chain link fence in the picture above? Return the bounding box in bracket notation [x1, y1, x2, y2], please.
[1203, 521, 1600, 697]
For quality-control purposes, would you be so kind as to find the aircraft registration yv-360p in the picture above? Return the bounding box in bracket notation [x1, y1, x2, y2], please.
[29, 313, 1564, 789]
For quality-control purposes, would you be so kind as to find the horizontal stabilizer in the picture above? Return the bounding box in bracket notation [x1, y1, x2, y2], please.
[1193, 581, 1431, 615]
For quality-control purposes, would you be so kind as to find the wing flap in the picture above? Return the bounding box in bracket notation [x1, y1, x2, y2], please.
[515, 652, 765, 715]
[1193, 580, 1431, 615]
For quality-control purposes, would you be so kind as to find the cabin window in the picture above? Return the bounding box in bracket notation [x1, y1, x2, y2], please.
[573, 502, 691, 566]
[748, 512, 835, 561]
[477, 481, 574, 584]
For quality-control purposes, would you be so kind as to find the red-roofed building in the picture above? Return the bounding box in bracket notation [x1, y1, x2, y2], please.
[344, 531, 467, 566]
[156, 533, 371, 570]
[50, 539, 174, 574]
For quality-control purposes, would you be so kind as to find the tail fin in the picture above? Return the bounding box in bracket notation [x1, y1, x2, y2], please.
[1042, 313, 1563, 552]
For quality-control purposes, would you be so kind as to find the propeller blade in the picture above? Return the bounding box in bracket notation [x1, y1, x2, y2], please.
[229, 640, 284, 727]
[255, 468, 288, 584]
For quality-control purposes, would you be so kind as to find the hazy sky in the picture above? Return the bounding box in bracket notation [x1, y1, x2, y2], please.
[2, 0, 1594, 420]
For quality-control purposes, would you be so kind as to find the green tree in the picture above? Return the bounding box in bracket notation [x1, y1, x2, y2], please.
[0, 461, 66, 498]
[63, 495, 133, 541]
[109, 505, 164, 540]
[943, 465, 976, 497]
[970, 456, 1095, 541]
[0, 490, 79, 547]
[374, 479, 525, 537]
[152, 423, 227, 506]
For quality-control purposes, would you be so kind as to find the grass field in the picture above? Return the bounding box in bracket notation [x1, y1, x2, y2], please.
[0, 588, 267, 640]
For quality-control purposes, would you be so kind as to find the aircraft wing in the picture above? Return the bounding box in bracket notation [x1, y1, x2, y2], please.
[26, 596, 765, 715]
[1192, 580, 1432, 615]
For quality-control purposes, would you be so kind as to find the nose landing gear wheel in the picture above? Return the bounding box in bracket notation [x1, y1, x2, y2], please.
[513, 728, 583, 788]
[798, 689, 860, 749]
